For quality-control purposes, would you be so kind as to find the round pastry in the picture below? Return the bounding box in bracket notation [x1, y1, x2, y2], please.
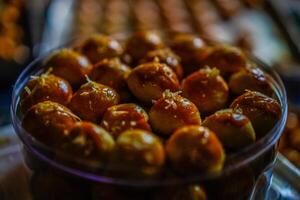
[127, 62, 180, 104]
[44, 49, 92, 86]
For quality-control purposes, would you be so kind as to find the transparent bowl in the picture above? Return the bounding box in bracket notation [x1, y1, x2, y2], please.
[11, 48, 288, 200]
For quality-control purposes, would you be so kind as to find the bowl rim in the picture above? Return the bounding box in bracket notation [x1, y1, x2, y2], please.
[10, 45, 288, 187]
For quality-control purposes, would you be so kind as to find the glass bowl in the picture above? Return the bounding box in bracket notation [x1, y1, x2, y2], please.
[11, 46, 288, 200]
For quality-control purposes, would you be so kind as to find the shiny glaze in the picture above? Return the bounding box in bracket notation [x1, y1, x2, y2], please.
[114, 129, 165, 177]
[140, 48, 183, 79]
[202, 45, 247, 77]
[231, 91, 281, 117]
[90, 58, 132, 101]
[166, 125, 225, 173]
[229, 65, 273, 96]
[20, 74, 73, 113]
[22, 101, 79, 146]
[100, 103, 151, 139]
[69, 81, 120, 122]
[124, 31, 165, 65]
[170, 33, 208, 75]
[126, 62, 180, 104]
[79, 34, 123, 64]
[230, 90, 281, 137]
[149, 90, 201, 136]
[58, 121, 115, 161]
[203, 109, 256, 149]
[182, 67, 229, 114]
[44, 49, 93, 86]
[207, 109, 251, 127]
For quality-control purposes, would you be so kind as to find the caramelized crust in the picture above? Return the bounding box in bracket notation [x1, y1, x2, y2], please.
[44, 49, 93, 86]
[170, 33, 208, 75]
[230, 90, 281, 137]
[166, 125, 225, 173]
[69, 81, 120, 122]
[79, 34, 123, 64]
[127, 62, 180, 104]
[114, 129, 165, 177]
[202, 45, 247, 77]
[229, 66, 273, 97]
[203, 109, 256, 149]
[20, 74, 73, 114]
[140, 48, 183, 79]
[22, 101, 79, 146]
[90, 58, 131, 101]
[125, 31, 164, 65]
[101, 103, 151, 139]
[58, 121, 115, 161]
[182, 67, 229, 114]
[149, 90, 201, 136]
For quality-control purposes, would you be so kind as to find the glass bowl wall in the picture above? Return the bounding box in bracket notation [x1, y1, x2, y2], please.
[11, 47, 287, 200]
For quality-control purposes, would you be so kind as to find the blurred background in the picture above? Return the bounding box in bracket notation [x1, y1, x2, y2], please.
[0, 0, 300, 199]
